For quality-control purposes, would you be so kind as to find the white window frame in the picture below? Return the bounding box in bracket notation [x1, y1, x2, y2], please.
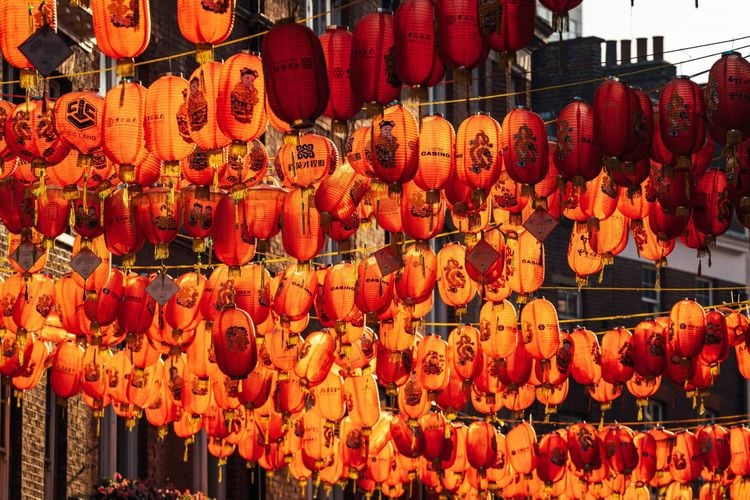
[642, 266, 661, 313]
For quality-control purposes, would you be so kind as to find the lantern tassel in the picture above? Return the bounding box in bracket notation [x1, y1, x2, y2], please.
[195, 43, 214, 64]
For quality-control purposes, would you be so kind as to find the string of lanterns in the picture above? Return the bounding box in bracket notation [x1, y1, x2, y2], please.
[0, 1, 750, 499]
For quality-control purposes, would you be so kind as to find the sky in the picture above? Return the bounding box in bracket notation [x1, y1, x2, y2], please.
[581, 0, 750, 82]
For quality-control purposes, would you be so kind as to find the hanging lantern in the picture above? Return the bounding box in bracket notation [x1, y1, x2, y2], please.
[50, 342, 84, 400]
[456, 112, 503, 202]
[103, 188, 144, 266]
[355, 256, 394, 315]
[594, 78, 640, 167]
[0, 1, 57, 88]
[670, 431, 703, 483]
[118, 274, 156, 338]
[693, 169, 732, 238]
[437, 243, 476, 315]
[213, 194, 256, 273]
[729, 426, 750, 476]
[415, 334, 450, 393]
[485, 0, 536, 57]
[216, 52, 265, 158]
[600, 327, 635, 385]
[144, 73, 195, 174]
[273, 263, 318, 324]
[294, 330, 335, 389]
[509, 231, 545, 303]
[699, 310, 729, 371]
[603, 425, 639, 475]
[243, 177, 286, 252]
[186, 62, 231, 167]
[5, 99, 70, 173]
[519, 298, 560, 361]
[567, 223, 603, 287]
[501, 107, 549, 190]
[34, 186, 70, 248]
[593, 209, 629, 265]
[435, 0, 488, 71]
[177, 0, 235, 63]
[414, 114, 455, 202]
[466, 421, 498, 472]
[394, 0, 444, 92]
[83, 268, 125, 341]
[633, 215, 675, 270]
[320, 26, 362, 125]
[659, 76, 707, 170]
[539, 1, 582, 31]
[569, 327, 602, 385]
[262, 20, 329, 130]
[91, 0, 150, 77]
[213, 300, 257, 379]
[536, 431, 567, 485]
[705, 51, 750, 147]
[102, 80, 148, 179]
[351, 11, 401, 107]
[400, 181, 445, 241]
[276, 132, 337, 190]
[447, 324, 483, 387]
[370, 103, 419, 193]
[320, 262, 357, 334]
[555, 98, 601, 186]
[669, 298, 706, 359]
[133, 187, 183, 260]
[696, 425, 731, 474]
[180, 149, 214, 203]
[164, 271, 205, 341]
[119, 151, 161, 189]
[478, 299, 517, 360]
[315, 162, 371, 225]
[395, 242, 437, 306]
[506, 421, 537, 475]
[181, 186, 221, 253]
[346, 126, 375, 178]
[54, 90, 105, 170]
[632, 319, 667, 377]
[281, 188, 325, 262]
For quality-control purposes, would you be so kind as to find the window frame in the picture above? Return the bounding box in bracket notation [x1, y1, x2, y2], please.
[641, 266, 661, 313]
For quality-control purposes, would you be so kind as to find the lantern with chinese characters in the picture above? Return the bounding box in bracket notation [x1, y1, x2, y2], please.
[351, 11, 401, 106]
[519, 298, 560, 361]
[370, 103, 419, 193]
[294, 330, 335, 389]
[467, 421, 498, 472]
[456, 112, 503, 202]
[400, 181, 445, 241]
[693, 169, 732, 238]
[91, 0, 150, 77]
[670, 431, 702, 483]
[213, 300, 257, 379]
[118, 274, 156, 338]
[217, 52, 265, 157]
[83, 268, 125, 340]
[509, 231, 545, 303]
[416, 334, 450, 393]
[133, 188, 182, 260]
[594, 78, 640, 166]
[343, 371, 381, 430]
[0, 1, 57, 88]
[506, 421, 538, 475]
[501, 107, 549, 189]
[569, 326, 602, 385]
[276, 132, 337, 190]
[273, 263, 318, 324]
[394, 0, 444, 91]
[281, 188, 325, 262]
[485, 0, 536, 56]
[34, 187, 70, 248]
[186, 62, 231, 167]
[355, 256, 394, 315]
[5, 99, 70, 173]
[262, 21, 329, 130]
[50, 342, 83, 400]
[567, 224, 603, 287]
[320, 26, 362, 125]
[177, 0, 235, 63]
[436, 0, 488, 71]
[696, 424, 731, 475]
[103, 80, 148, 179]
[54, 90, 105, 170]
[103, 188, 144, 267]
[555, 98, 601, 186]
[632, 319, 667, 377]
[395, 242, 437, 306]
[705, 51, 750, 146]
[144, 73, 195, 174]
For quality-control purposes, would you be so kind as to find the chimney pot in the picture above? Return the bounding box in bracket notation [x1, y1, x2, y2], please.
[620, 40, 632, 65]
[653, 36, 664, 61]
[637, 38, 648, 62]
[605, 40, 617, 66]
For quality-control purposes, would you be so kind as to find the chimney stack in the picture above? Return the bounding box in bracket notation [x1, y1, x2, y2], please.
[605, 40, 617, 66]
[620, 40, 632, 64]
[636, 38, 648, 62]
[653, 36, 664, 61]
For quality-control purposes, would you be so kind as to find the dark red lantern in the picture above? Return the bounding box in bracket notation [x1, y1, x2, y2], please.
[555, 98, 602, 186]
[213, 194, 256, 273]
[213, 302, 257, 379]
[133, 187, 182, 260]
[485, 0, 536, 56]
[320, 26, 362, 124]
[394, 0, 443, 89]
[705, 51, 750, 146]
[594, 78, 639, 165]
[350, 11, 401, 106]
[501, 107, 549, 188]
[435, 0, 488, 70]
[659, 76, 707, 170]
[692, 169, 733, 238]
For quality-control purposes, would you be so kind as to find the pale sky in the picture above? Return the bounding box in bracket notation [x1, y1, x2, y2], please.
[582, 0, 750, 82]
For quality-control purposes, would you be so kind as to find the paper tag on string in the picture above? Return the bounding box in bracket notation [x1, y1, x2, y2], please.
[146, 273, 179, 306]
[523, 207, 559, 242]
[372, 246, 404, 276]
[70, 247, 102, 280]
[466, 238, 501, 275]
[12, 240, 44, 273]
[19, 25, 73, 77]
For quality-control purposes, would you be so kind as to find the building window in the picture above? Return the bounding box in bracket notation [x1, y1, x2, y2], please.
[642, 266, 661, 313]
[556, 289, 581, 320]
[694, 277, 712, 306]
[644, 400, 665, 422]
[306, 0, 339, 35]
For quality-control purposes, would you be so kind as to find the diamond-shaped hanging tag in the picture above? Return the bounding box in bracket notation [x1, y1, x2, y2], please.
[70, 246, 102, 281]
[19, 24, 73, 77]
[12, 240, 45, 273]
[372, 245, 404, 276]
[466, 238, 501, 275]
[146, 273, 179, 306]
[523, 207, 559, 242]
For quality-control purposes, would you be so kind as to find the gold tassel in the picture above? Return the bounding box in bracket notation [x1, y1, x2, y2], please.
[20, 69, 38, 90]
[195, 43, 214, 64]
[116, 58, 135, 78]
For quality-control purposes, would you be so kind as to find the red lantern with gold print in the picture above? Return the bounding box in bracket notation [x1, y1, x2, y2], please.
[262, 21, 329, 130]
[501, 107, 549, 188]
[177, 0, 235, 64]
[705, 51, 750, 146]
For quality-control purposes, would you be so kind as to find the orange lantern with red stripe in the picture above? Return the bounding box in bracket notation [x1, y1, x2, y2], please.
[144, 73, 195, 173]
[177, 0, 235, 64]
[91, 0, 150, 77]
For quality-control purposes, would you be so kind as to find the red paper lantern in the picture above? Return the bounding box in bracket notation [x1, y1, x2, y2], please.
[414, 114, 455, 200]
[103, 80, 148, 179]
[320, 26, 362, 124]
[5, 99, 70, 171]
[262, 21, 329, 129]
[603, 425, 639, 475]
[273, 263, 318, 323]
[670, 298, 706, 359]
[370, 103, 419, 191]
[632, 319, 667, 377]
[355, 256, 394, 315]
[659, 76, 707, 169]
[394, 0, 444, 89]
[213, 302, 257, 379]
[243, 178, 286, 251]
[0, 1, 57, 88]
[594, 78, 639, 164]
[281, 188, 325, 262]
[118, 274, 156, 338]
[705, 51, 750, 145]
[467, 421, 498, 472]
[91, 0, 150, 77]
[555, 98, 602, 186]
[456, 112, 503, 200]
[435, 0, 488, 70]
[485, 0, 536, 56]
[501, 107, 549, 188]
[400, 181, 446, 241]
[693, 169, 733, 238]
[567, 422, 602, 472]
[144, 73, 195, 172]
[350, 11, 401, 106]
[697, 424, 731, 474]
[213, 194, 256, 273]
[520, 298, 560, 361]
[217, 52, 266, 156]
[506, 421, 537, 475]
[34, 187, 70, 246]
[103, 188, 144, 266]
[177, 0, 236, 64]
[50, 342, 83, 399]
[395, 242, 437, 306]
[670, 431, 702, 483]
[133, 187, 183, 260]
[276, 132, 337, 190]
